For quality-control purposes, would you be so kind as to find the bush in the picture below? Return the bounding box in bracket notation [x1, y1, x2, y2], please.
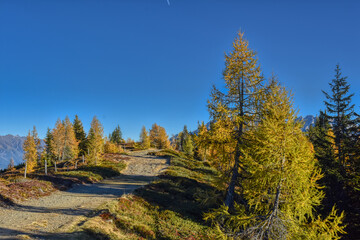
[104, 142, 123, 154]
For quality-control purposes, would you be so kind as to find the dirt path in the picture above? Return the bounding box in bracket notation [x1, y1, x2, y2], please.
[0, 150, 168, 239]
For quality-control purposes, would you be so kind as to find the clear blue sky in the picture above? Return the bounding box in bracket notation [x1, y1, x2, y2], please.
[0, 0, 359, 140]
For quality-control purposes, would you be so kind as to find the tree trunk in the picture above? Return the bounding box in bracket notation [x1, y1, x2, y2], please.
[225, 75, 245, 211]
[224, 141, 241, 210]
[45, 159, 47, 175]
[82, 155, 85, 164]
[24, 160, 27, 178]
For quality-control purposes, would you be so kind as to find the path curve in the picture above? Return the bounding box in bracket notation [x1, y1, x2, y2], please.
[0, 150, 168, 239]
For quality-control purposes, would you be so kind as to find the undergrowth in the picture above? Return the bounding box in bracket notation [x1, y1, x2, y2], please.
[79, 149, 222, 240]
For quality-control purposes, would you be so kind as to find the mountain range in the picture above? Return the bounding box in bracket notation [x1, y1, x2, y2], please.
[0, 135, 27, 170]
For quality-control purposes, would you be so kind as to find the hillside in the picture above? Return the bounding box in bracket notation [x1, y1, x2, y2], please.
[74, 150, 220, 239]
[0, 135, 26, 170]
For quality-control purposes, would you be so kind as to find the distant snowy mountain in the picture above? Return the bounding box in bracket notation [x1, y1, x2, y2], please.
[0, 135, 26, 170]
[296, 115, 316, 132]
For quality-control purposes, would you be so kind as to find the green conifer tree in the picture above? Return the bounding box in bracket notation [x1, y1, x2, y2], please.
[73, 115, 87, 156]
[110, 125, 123, 145]
[181, 126, 194, 156]
[322, 64, 358, 169]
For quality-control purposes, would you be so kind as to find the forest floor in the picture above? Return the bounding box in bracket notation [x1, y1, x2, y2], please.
[0, 150, 168, 240]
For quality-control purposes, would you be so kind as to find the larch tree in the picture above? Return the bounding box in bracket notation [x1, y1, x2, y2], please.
[158, 126, 170, 149]
[23, 131, 37, 178]
[149, 123, 170, 149]
[206, 80, 345, 240]
[207, 31, 264, 210]
[62, 116, 79, 160]
[73, 115, 87, 156]
[149, 123, 161, 148]
[193, 121, 210, 161]
[88, 116, 104, 165]
[139, 126, 151, 149]
[51, 118, 65, 172]
[31, 126, 42, 164]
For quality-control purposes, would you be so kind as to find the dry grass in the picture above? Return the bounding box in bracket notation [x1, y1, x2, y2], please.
[77, 150, 221, 240]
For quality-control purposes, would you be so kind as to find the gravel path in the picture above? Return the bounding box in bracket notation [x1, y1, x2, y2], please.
[0, 150, 168, 239]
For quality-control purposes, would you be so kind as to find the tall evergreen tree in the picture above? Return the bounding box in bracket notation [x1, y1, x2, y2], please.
[88, 116, 104, 165]
[308, 112, 347, 213]
[110, 125, 123, 145]
[73, 115, 87, 156]
[181, 125, 194, 155]
[45, 128, 54, 157]
[180, 125, 189, 152]
[322, 64, 358, 169]
[207, 31, 264, 210]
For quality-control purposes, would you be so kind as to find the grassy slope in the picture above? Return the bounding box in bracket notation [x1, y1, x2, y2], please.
[78, 150, 222, 240]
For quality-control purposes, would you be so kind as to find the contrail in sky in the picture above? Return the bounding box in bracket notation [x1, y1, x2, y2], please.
[167, 0, 170, 6]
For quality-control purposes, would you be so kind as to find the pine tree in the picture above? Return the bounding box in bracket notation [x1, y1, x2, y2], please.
[322, 64, 358, 169]
[88, 116, 104, 165]
[139, 126, 150, 149]
[110, 125, 123, 145]
[207, 31, 264, 210]
[23, 131, 37, 178]
[73, 115, 87, 156]
[44, 128, 54, 174]
[308, 112, 347, 212]
[206, 80, 345, 239]
[181, 126, 194, 156]
[51, 119, 65, 172]
[180, 125, 189, 152]
[45, 128, 54, 159]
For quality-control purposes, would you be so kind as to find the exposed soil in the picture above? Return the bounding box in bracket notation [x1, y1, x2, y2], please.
[0, 150, 168, 239]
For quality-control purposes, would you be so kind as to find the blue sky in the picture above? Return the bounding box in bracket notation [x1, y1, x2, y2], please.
[0, 0, 359, 140]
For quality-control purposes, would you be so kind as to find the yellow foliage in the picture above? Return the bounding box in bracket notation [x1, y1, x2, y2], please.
[104, 141, 123, 154]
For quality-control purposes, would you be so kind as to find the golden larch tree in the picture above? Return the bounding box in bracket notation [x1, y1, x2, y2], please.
[23, 131, 37, 178]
